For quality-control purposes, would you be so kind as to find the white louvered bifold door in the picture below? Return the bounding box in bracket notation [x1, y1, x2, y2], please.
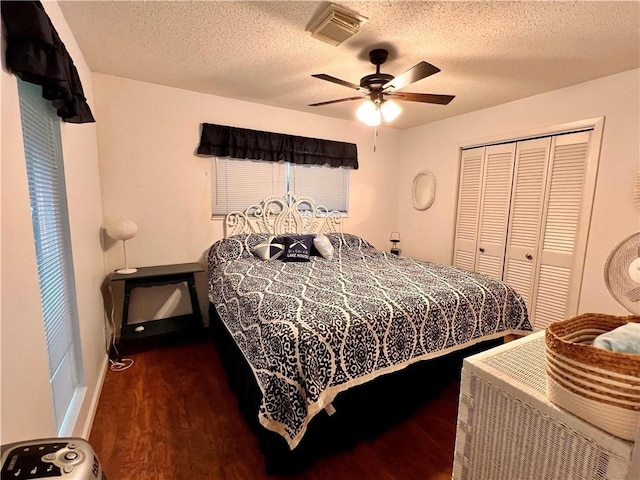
[474, 143, 516, 280]
[503, 138, 551, 315]
[531, 131, 591, 330]
[453, 147, 485, 271]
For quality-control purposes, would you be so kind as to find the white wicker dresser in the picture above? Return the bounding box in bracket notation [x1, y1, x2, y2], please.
[453, 332, 639, 480]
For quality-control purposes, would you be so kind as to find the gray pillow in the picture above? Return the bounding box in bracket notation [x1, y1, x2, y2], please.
[313, 234, 334, 260]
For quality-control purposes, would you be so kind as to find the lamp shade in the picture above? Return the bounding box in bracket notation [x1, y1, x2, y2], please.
[356, 100, 381, 126]
[380, 100, 401, 122]
[107, 219, 138, 241]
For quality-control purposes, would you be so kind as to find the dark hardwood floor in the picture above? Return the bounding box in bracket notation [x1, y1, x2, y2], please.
[90, 339, 460, 480]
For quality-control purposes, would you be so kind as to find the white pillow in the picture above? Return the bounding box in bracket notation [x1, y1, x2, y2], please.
[313, 234, 334, 260]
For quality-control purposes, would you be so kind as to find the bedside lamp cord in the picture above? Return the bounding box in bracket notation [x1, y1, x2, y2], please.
[108, 277, 134, 372]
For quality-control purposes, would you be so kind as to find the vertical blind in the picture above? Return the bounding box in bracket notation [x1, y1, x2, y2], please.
[18, 80, 83, 432]
[210, 158, 349, 216]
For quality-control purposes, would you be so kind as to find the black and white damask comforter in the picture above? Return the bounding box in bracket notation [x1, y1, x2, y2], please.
[207, 233, 531, 449]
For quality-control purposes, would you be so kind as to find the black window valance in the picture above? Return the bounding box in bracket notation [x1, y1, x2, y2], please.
[1, 1, 95, 124]
[197, 123, 358, 170]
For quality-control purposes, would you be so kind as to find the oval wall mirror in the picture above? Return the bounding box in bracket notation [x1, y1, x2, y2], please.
[412, 171, 436, 210]
[634, 171, 640, 210]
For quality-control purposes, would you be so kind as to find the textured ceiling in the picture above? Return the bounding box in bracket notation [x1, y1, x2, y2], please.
[58, 1, 640, 130]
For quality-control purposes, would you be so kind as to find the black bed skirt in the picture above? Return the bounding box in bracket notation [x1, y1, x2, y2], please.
[209, 304, 501, 474]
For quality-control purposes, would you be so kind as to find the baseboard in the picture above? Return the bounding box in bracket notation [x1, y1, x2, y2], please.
[78, 353, 109, 440]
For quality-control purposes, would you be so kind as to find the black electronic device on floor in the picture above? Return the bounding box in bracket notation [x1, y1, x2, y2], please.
[1, 438, 106, 480]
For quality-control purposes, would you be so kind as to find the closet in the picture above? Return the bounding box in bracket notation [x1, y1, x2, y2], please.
[453, 129, 597, 330]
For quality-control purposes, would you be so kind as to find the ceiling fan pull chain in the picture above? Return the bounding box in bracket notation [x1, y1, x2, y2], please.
[373, 126, 378, 152]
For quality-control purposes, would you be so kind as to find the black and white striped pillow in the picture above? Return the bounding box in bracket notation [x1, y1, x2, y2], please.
[251, 236, 285, 261]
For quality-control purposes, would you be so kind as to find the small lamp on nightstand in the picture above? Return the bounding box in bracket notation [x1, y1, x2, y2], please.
[390, 231, 401, 255]
[107, 219, 138, 274]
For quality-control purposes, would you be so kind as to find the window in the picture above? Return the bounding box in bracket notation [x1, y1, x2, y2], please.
[18, 80, 84, 433]
[289, 163, 349, 213]
[211, 158, 286, 216]
[211, 158, 350, 216]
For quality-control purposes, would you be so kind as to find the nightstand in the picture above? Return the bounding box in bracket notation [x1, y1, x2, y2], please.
[109, 262, 204, 356]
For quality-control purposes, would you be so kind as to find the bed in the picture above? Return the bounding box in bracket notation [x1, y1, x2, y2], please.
[207, 195, 531, 472]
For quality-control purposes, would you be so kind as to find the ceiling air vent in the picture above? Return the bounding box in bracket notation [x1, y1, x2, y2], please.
[308, 4, 368, 46]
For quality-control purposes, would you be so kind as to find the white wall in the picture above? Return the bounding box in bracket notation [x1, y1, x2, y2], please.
[397, 69, 640, 316]
[0, 2, 107, 443]
[93, 74, 401, 321]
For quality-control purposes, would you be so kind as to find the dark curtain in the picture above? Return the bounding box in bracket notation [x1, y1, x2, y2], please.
[1, 1, 95, 123]
[197, 123, 358, 169]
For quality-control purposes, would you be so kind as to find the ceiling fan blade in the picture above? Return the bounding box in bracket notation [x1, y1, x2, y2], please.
[382, 61, 441, 93]
[312, 74, 369, 93]
[309, 96, 363, 107]
[392, 92, 455, 105]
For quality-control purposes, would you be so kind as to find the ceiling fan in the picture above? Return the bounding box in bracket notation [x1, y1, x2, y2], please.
[309, 48, 455, 126]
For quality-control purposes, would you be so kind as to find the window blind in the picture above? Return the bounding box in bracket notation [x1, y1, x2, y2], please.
[210, 158, 349, 216]
[211, 157, 286, 216]
[290, 163, 349, 212]
[18, 80, 83, 432]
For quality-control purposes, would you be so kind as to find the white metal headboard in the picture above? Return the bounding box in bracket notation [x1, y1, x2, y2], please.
[224, 194, 343, 237]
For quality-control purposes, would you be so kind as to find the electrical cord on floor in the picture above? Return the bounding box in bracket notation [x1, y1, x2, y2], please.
[107, 276, 135, 372]
[109, 357, 134, 371]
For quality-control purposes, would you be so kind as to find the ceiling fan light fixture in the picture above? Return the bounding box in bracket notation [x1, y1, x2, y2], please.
[356, 99, 381, 126]
[380, 99, 401, 122]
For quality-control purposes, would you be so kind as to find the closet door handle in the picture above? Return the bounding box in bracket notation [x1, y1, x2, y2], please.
[526, 253, 533, 260]
[479, 247, 485, 253]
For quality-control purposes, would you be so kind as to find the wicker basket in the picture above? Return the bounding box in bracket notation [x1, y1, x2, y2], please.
[545, 313, 640, 441]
